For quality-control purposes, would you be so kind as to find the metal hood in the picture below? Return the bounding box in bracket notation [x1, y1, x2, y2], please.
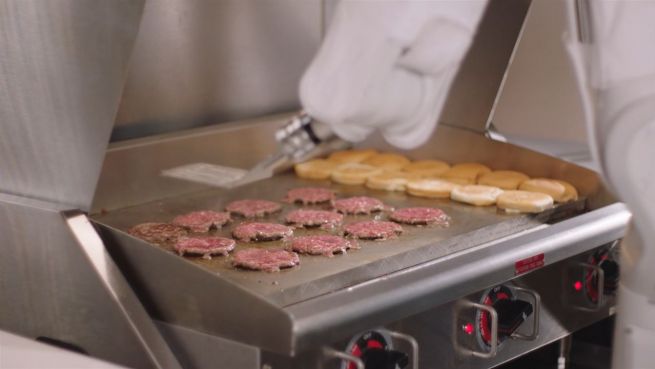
[0, 1, 144, 211]
[439, 0, 532, 134]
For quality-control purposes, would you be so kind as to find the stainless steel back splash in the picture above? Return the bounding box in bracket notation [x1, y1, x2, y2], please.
[112, 0, 323, 141]
[112, 0, 532, 142]
[0, 0, 144, 210]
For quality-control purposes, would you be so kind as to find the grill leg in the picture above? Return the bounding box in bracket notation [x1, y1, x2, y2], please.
[558, 335, 572, 369]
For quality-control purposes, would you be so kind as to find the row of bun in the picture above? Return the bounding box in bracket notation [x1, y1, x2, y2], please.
[294, 149, 579, 213]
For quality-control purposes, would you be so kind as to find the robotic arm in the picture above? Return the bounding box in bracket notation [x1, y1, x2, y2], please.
[566, 1, 655, 367]
[300, 0, 488, 149]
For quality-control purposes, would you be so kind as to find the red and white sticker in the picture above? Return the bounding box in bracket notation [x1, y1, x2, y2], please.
[515, 253, 545, 275]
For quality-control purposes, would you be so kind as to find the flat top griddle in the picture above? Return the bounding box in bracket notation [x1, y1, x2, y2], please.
[93, 173, 583, 307]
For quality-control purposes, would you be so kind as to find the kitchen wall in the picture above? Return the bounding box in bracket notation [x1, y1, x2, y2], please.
[112, 0, 323, 141]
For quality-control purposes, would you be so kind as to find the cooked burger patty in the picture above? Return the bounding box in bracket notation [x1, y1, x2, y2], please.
[225, 199, 282, 218]
[289, 235, 355, 257]
[172, 210, 231, 232]
[285, 209, 344, 228]
[128, 222, 188, 244]
[232, 249, 300, 272]
[334, 196, 385, 215]
[285, 187, 335, 205]
[390, 207, 450, 226]
[344, 220, 403, 240]
[174, 236, 236, 259]
[232, 222, 293, 242]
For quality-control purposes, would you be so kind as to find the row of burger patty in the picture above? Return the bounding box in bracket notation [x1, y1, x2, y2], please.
[127, 187, 449, 272]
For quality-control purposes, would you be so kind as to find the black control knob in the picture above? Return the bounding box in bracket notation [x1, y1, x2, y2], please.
[361, 348, 409, 369]
[599, 258, 620, 294]
[492, 298, 534, 340]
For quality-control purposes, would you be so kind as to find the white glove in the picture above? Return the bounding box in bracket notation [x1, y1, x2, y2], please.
[300, 0, 487, 149]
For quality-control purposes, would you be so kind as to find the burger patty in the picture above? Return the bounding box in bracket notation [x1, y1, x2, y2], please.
[232, 222, 293, 242]
[172, 210, 231, 232]
[225, 199, 282, 218]
[284, 209, 344, 228]
[389, 207, 450, 226]
[344, 220, 403, 240]
[232, 248, 300, 272]
[128, 222, 188, 244]
[334, 196, 385, 215]
[289, 235, 355, 257]
[174, 236, 236, 259]
[285, 187, 335, 205]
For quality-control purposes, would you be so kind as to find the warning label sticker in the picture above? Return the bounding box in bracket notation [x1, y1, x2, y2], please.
[515, 253, 545, 276]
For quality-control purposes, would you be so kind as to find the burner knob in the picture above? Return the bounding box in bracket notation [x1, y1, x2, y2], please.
[361, 348, 409, 369]
[492, 298, 534, 340]
[599, 258, 620, 294]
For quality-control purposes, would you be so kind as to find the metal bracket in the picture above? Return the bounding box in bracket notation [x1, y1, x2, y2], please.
[510, 286, 541, 341]
[322, 347, 364, 369]
[453, 301, 499, 359]
[579, 262, 606, 312]
[63, 210, 182, 368]
[485, 122, 508, 142]
[386, 330, 419, 369]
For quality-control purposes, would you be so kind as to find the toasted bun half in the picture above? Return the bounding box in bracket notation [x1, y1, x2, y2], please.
[328, 149, 378, 164]
[402, 160, 450, 177]
[478, 170, 529, 190]
[362, 152, 411, 171]
[331, 163, 383, 185]
[451, 185, 504, 206]
[294, 159, 339, 180]
[438, 176, 475, 185]
[497, 190, 554, 213]
[406, 179, 460, 199]
[366, 171, 421, 192]
[442, 162, 491, 183]
[519, 178, 566, 202]
[555, 180, 579, 202]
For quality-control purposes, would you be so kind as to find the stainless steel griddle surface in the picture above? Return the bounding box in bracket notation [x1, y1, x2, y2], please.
[93, 173, 581, 306]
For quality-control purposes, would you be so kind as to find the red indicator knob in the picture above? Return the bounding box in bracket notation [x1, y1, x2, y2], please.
[573, 280, 583, 291]
[462, 323, 474, 335]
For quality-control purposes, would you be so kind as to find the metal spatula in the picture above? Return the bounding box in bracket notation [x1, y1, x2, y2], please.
[224, 112, 349, 188]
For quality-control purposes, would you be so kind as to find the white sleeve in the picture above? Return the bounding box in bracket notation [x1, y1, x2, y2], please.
[565, 2, 655, 368]
[300, 0, 488, 149]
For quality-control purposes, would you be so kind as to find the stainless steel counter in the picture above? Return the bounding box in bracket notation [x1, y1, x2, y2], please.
[85, 112, 627, 358]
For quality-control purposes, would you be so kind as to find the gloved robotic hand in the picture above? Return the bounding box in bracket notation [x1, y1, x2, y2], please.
[300, 0, 487, 149]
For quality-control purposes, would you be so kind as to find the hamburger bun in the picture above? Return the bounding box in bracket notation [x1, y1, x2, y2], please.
[294, 159, 339, 180]
[362, 152, 411, 171]
[442, 162, 491, 183]
[331, 163, 383, 185]
[366, 171, 421, 192]
[477, 170, 529, 190]
[519, 178, 567, 202]
[556, 180, 579, 202]
[402, 160, 450, 177]
[497, 190, 554, 213]
[406, 178, 460, 199]
[328, 149, 378, 164]
[451, 185, 504, 206]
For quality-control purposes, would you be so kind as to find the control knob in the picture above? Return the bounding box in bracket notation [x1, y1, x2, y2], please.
[343, 330, 410, 369]
[477, 285, 536, 347]
[585, 246, 620, 303]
